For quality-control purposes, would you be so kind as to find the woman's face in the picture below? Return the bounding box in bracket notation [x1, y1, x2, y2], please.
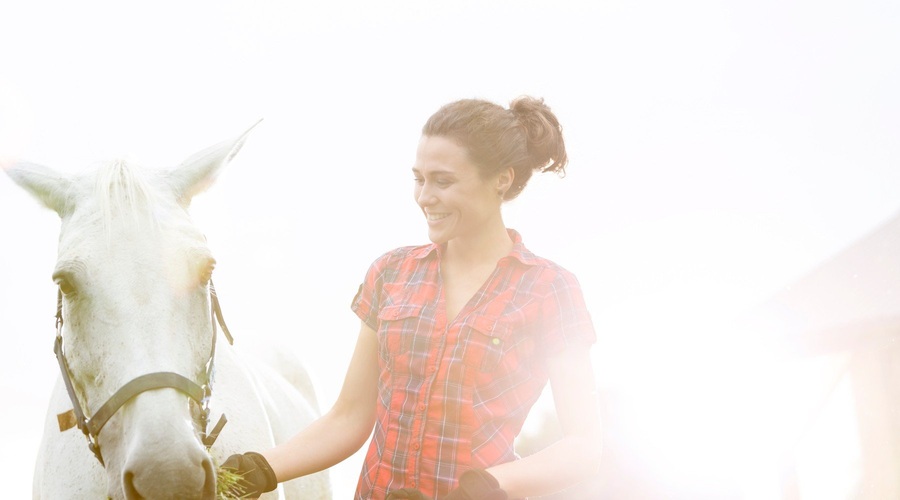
[412, 135, 506, 245]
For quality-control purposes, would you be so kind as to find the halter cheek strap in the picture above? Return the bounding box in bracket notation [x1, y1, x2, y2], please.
[54, 281, 233, 466]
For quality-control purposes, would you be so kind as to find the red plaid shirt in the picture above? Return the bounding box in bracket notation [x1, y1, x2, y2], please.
[350, 230, 596, 499]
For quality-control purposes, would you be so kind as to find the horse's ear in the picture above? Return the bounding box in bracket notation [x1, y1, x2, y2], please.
[4, 162, 73, 215]
[168, 119, 262, 204]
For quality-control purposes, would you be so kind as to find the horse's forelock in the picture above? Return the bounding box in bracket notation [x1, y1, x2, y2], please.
[92, 159, 163, 231]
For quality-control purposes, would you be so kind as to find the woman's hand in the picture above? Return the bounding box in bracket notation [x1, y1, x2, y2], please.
[220, 452, 277, 498]
[385, 469, 508, 500]
[385, 488, 430, 499]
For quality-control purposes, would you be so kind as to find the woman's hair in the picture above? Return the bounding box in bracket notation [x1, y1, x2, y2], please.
[421, 96, 568, 200]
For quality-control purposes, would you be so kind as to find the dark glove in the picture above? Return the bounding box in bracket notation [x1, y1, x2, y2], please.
[386, 488, 431, 500]
[220, 451, 278, 497]
[446, 469, 508, 500]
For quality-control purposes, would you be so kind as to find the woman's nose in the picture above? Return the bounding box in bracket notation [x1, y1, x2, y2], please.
[416, 183, 436, 207]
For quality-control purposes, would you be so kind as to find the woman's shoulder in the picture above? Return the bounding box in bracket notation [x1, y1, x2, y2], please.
[511, 234, 579, 281]
[368, 242, 437, 270]
[522, 254, 583, 291]
[510, 251, 587, 300]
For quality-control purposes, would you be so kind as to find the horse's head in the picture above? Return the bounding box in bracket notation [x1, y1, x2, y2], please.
[6, 124, 257, 499]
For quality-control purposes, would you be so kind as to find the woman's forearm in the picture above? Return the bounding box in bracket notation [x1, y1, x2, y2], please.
[262, 322, 379, 483]
[262, 405, 374, 483]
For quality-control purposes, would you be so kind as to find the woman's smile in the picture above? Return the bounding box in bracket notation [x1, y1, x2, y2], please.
[425, 211, 451, 223]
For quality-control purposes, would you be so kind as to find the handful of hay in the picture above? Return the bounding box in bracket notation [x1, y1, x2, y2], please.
[216, 462, 251, 500]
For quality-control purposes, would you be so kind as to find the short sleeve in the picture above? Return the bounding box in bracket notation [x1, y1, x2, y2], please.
[538, 267, 597, 354]
[351, 251, 393, 330]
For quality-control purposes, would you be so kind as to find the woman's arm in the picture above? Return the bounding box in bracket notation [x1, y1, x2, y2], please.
[262, 321, 380, 481]
[486, 345, 602, 498]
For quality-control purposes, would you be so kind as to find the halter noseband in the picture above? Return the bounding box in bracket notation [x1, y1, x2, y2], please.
[53, 281, 233, 466]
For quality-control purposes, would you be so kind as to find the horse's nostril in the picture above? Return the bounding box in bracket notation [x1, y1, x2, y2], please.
[202, 456, 217, 500]
[121, 453, 213, 500]
[122, 471, 145, 500]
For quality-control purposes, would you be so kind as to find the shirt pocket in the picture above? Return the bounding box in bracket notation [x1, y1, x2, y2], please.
[377, 304, 424, 361]
[460, 315, 514, 373]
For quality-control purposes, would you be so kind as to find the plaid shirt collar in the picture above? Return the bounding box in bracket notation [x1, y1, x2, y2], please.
[409, 228, 540, 266]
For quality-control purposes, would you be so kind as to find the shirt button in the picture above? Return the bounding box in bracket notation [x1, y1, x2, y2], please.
[413, 442, 420, 450]
[410, 481, 417, 488]
[417, 403, 426, 411]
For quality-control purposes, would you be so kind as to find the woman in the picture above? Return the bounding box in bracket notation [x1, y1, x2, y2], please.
[224, 96, 601, 499]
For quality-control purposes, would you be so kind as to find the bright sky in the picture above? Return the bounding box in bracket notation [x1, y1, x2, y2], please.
[1, 1, 898, 498]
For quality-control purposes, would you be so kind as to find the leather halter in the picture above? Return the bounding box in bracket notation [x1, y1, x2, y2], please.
[53, 281, 233, 466]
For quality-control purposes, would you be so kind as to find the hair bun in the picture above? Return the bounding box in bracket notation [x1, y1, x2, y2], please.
[509, 96, 567, 175]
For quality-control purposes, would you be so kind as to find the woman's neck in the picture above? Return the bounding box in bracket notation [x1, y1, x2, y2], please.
[444, 222, 513, 267]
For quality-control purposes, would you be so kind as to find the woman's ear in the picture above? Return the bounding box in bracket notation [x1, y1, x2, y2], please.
[496, 167, 515, 197]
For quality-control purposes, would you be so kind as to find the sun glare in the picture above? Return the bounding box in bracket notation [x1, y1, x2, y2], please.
[0, 80, 35, 165]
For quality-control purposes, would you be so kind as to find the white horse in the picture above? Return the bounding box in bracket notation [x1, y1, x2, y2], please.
[5, 125, 331, 499]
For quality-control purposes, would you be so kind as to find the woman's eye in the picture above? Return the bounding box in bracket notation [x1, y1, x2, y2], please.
[413, 177, 452, 188]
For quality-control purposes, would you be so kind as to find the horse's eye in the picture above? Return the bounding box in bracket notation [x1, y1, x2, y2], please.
[53, 274, 77, 296]
[199, 259, 216, 286]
